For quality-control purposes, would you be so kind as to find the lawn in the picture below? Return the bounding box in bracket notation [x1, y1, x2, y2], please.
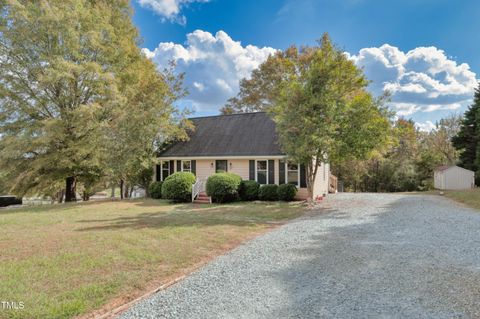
[0, 199, 304, 319]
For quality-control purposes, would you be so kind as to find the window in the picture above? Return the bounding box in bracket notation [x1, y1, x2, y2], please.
[256, 160, 268, 184]
[182, 160, 191, 173]
[161, 161, 170, 181]
[287, 162, 299, 186]
[216, 160, 228, 173]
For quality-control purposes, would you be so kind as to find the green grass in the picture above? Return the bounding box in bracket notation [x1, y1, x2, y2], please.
[0, 199, 304, 319]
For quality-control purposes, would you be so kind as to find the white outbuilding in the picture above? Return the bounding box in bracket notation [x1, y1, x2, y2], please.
[434, 165, 475, 190]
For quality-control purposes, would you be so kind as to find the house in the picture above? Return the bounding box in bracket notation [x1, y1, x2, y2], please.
[154, 112, 331, 201]
[434, 165, 475, 190]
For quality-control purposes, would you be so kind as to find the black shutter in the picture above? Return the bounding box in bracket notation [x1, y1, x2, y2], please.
[191, 160, 196, 176]
[177, 160, 181, 172]
[169, 160, 174, 175]
[300, 164, 307, 188]
[249, 160, 255, 180]
[268, 160, 274, 184]
[156, 165, 161, 182]
[279, 160, 285, 184]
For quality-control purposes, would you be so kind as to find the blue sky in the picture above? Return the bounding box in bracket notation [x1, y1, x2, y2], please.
[132, 0, 480, 131]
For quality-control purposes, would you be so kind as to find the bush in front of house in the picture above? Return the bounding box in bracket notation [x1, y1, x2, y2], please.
[149, 181, 163, 199]
[161, 172, 196, 202]
[239, 180, 260, 201]
[206, 173, 242, 203]
[277, 183, 297, 201]
[258, 184, 279, 201]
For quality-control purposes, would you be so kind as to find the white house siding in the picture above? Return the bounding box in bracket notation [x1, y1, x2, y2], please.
[155, 158, 331, 201]
[313, 162, 330, 198]
[434, 166, 475, 190]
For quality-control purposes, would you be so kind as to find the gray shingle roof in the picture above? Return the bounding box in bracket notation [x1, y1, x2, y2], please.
[158, 112, 285, 157]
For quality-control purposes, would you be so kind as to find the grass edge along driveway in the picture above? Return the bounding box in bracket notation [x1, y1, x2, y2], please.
[0, 199, 304, 319]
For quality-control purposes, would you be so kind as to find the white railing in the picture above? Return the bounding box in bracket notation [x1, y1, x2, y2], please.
[192, 179, 204, 202]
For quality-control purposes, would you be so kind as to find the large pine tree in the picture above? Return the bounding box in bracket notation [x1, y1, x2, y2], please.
[452, 84, 480, 183]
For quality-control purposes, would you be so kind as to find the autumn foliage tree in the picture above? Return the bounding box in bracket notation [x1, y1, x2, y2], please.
[223, 34, 392, 200]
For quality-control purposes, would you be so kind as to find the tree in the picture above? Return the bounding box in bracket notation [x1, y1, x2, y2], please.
[426, 114, 461, 165]
[105, 60, 191, 199]
[268, 34, 391, 200]
[453, 85, 480, 183]
[220, 46, 307, 114]
[0, 1, 188, 201]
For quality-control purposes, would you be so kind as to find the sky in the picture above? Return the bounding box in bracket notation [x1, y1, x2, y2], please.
[132, 0, 480, 131]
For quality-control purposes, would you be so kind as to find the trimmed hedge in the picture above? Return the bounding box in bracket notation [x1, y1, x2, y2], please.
[206, 173, 242, 203]
[0, 196, 22, 207]
[239, 180, 260, 201]
[149, 181, 163, 199]
[278, 184, 297, 201]
[258, 184, 278, 201]
[161, 172, 196, 202]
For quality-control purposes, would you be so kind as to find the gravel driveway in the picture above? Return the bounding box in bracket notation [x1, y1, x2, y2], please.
[120, 193, 480, 319]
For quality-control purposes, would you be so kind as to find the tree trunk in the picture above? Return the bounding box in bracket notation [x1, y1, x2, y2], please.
[56, 189, 65, 203]
[82, 191, 90, 202]
[129, 186, 134, 198]
[120, 180, 124, 200]
[123, 183, 130, 199]
[111, 185, 115, 198]
[305, 163, 316, 202]
[65, 176, 77, 202]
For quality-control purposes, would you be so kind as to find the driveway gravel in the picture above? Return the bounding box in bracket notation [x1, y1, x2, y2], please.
[120, 193, 480, 319]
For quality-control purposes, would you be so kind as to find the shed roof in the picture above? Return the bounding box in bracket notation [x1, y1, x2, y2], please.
[158, 112, 284, 157]
[434, 165, 474, 173]
[434, 165, 451, 172]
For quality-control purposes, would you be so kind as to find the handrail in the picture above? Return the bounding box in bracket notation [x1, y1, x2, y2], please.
[192, 179, 203, 202]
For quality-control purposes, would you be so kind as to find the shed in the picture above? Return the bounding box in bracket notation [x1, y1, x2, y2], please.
[434, 165, 475, 190]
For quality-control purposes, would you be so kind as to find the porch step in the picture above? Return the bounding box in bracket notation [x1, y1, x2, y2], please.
[194, 192, 211, 204]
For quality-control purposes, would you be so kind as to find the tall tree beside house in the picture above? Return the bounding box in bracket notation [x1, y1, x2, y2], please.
[0, 0, 188, 201]
[453, 85, 480, 184]
[105, 60, 190, 199]
[263, 34, 391, 200]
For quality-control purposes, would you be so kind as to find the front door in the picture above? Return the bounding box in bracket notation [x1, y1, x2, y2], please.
[215, 160, 228, 173]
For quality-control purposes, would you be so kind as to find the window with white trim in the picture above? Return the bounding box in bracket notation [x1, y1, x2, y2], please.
[182, 160, 191, 173]
[161, 161, 170, 181]
[287, 162, 299, 186]
[256, 160, 268, 184]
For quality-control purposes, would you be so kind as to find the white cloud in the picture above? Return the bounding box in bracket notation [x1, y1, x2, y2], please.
[351, 44, 477, 118]
[143, 30, 277, 112]
[415, 121, 436, 132]
[144, 32, 477, 118]
[136, 0, 208, 24]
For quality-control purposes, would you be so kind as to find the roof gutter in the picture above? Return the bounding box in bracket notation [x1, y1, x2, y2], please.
[156, 155, 287, 160]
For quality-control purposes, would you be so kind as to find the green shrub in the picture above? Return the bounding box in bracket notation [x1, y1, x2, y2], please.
[258, 184, 278, 201]
[277, 184, 297, 201]
[149, 181, 163, 199]
[206, 173, 242, 203]
[161, 172, 196, 202]
[239, 180, 260, 201]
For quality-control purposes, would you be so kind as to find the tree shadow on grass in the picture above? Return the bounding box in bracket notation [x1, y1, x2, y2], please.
[0, 199, 117, 215]
[74, 204, 287, 232]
